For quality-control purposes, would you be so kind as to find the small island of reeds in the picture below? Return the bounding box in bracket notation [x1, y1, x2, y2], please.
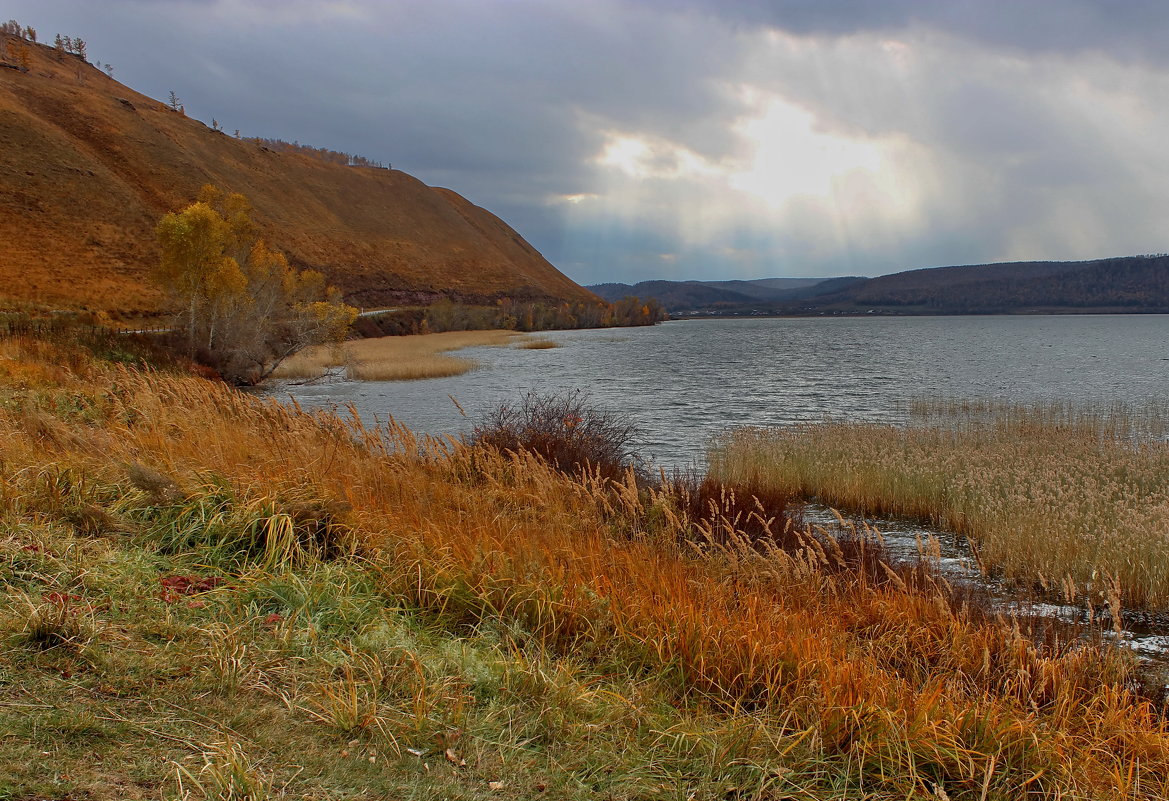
[274, 330, 555, 382]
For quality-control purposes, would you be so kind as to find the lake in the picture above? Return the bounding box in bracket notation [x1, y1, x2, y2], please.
[273, 315, 1169, 469]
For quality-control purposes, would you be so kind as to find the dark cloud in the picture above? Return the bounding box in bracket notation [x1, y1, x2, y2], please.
[656, 0, 1169, 64]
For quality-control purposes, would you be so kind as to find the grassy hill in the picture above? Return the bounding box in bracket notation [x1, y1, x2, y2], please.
[0, 33, 597, 318]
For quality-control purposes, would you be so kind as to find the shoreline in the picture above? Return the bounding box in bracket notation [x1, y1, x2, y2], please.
[273, 329, 536, 382]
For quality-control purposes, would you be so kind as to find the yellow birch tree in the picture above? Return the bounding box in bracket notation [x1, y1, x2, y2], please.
[154, 186, 356, 384]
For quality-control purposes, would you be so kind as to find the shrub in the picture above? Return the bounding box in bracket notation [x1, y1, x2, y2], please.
[471, 391, 643, 483]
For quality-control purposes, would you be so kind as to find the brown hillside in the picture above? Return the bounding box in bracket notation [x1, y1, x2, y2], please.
[0, 35, 596, 316]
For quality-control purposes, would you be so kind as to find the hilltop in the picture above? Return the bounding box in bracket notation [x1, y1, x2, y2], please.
[0, 31, 596, 317]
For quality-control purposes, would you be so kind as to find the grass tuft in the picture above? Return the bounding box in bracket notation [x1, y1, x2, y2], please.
[15, 593, 94, 652]
[174, 740, 272, 801]
[516, 337, 559, 349]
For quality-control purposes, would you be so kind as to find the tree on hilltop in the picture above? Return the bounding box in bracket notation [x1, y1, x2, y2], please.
[155, 186, 356, 384]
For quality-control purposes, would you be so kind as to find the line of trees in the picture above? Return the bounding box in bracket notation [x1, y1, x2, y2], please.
[154, 185, 356, 384]
[53, 33, 87, 60]
[246, 137, 389, 169]
[2, 19, 89, 59]
[353, 296, 667, 338]
[0, 20, 35, 41]
[1, 20, 100, 80]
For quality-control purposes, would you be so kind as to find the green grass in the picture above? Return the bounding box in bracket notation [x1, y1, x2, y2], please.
[0, 477, 840, 800]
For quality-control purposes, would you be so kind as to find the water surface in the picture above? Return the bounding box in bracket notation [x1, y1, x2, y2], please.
[275, 315, 1169, 468]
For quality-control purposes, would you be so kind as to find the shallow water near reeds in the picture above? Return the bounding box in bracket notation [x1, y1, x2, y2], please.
[275, 315, 1169, 468]
[802, 503, 1169, 674]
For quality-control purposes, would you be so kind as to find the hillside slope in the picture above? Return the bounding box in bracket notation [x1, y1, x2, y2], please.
[0, 35, 596, 316]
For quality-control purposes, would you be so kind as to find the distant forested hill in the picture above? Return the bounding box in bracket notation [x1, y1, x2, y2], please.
[808, 255, 1169, 313]
[590, 281, 760, 310]
[588, 276, 857, 313]
[592, 256, 1169, 315]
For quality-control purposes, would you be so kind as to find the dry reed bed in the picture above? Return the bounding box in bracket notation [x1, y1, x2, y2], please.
[709, 404, 1169, 609]
[516, 337, 559, 349]
[3, 345, 1169, 798]
[273, 329, 524, 381]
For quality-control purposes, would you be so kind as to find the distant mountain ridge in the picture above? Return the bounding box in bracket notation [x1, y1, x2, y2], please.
[589, 276, 861, 312]
[591, 256, 1169, 315]
[807, 256, 1169, 314]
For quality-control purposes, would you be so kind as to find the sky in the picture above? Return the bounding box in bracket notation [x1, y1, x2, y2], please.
[11, 0, 1169, 284]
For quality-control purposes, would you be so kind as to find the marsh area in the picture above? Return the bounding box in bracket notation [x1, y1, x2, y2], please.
[277, 314, 1169, 673]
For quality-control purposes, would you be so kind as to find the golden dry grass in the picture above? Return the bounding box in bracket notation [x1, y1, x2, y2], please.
[264, 343, 342, 379]
[4, 334, 1169, 799]
[272, 330, 521, 381]
[710, 400, 1169, 608]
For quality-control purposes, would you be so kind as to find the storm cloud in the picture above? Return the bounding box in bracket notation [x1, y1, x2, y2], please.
[11, 0, 1169, 282]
